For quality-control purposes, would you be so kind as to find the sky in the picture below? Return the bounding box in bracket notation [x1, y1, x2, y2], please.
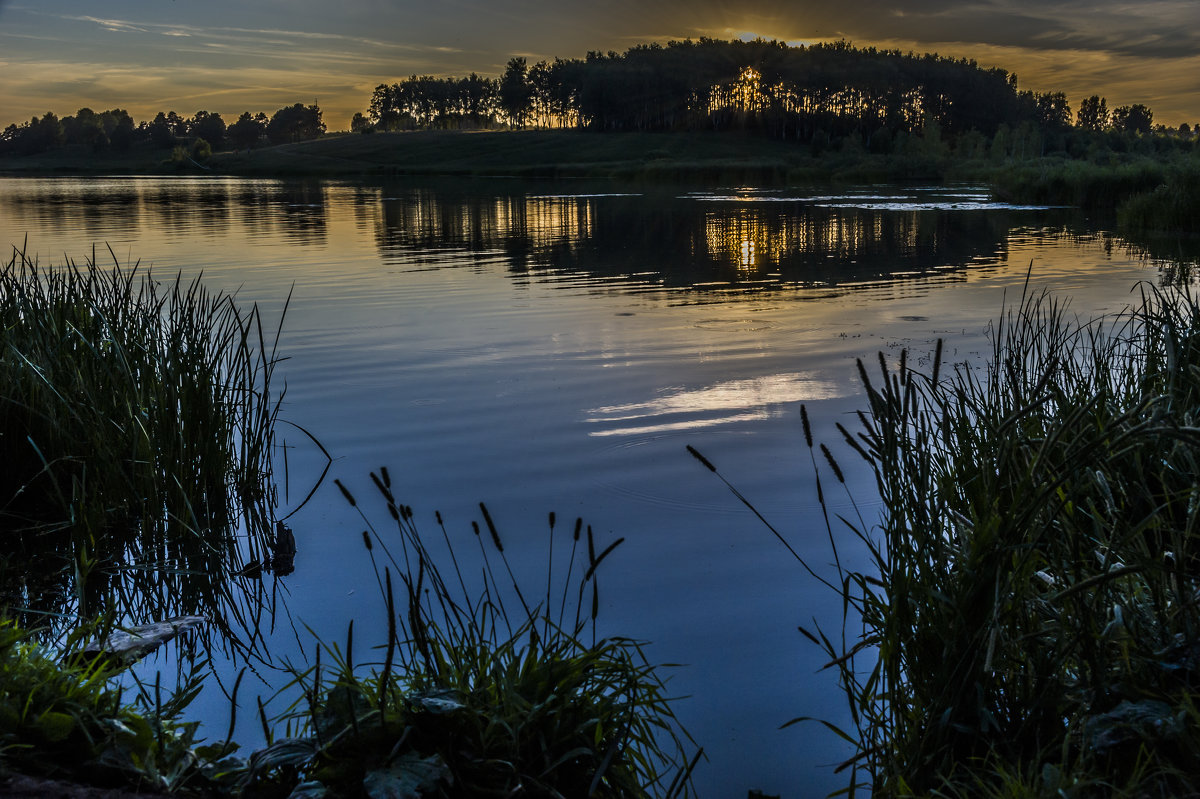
[2, 0, 1198, 131]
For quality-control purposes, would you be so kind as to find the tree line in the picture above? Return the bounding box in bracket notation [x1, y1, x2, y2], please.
[0, 103, 324, 157]
[364, 38, 1194, 151]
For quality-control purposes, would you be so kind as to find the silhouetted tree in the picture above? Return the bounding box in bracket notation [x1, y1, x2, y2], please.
[1077, 95, 1109, 131]
[266, 103, 324, 144]
[189, 111, 226, 149]
[499, 57, 532, 127]
[1112, 104, 1154, 135]
[147, 112, 178, 148]
[227, 111, 268, 148]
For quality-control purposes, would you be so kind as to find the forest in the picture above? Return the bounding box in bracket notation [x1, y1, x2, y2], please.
[2, 38, 1196, 164]
[363, 38, 1192, 151]
[0, 102, 324, 158]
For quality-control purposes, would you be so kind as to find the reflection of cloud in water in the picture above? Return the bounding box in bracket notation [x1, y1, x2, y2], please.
[586, 371, 844, 436]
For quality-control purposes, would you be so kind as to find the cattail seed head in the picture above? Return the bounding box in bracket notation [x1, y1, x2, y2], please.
[334, 479, 356, 507]
[480, 502, 503, 551]
[820, 443, 845, 483]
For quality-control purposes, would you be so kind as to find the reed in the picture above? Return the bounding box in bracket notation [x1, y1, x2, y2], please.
[990, 157, 1169, 209]
[692, 277, 1200, 795]
[0, 245, 286, 637]
[803, 280, 1200, 795]
[236, 475, 699, 798]
[1117, 161, 1200, 235]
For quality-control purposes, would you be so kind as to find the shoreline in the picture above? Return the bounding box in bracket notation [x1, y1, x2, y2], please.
[0, 129, 980, 184]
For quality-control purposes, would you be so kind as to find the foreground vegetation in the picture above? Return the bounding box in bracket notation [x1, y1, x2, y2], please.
[0, 252, 696, 797]
[0, 248, 287, 641]
[802, 282, 1200, 795]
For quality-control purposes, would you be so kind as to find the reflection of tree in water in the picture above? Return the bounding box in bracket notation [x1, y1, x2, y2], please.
[0, 180, 330, 248]
[370, 186, 1089, 292]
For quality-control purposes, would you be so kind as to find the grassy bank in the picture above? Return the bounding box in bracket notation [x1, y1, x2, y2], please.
[801, 284, 1200, 796]
[0, 129, 984, 184]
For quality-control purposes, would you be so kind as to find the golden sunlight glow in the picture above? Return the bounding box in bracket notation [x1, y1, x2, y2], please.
[736, 66, 762, 112]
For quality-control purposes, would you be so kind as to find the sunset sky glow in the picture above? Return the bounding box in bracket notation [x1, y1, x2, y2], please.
[2, 0, 1197, 131]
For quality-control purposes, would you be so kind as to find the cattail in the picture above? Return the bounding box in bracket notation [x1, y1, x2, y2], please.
[686, 444, 716, 472]
[371, 471, 393, 502]
[837, 422, 871, 461]
[573, 517, 582, 541]
[821, 444, 845, 483]
[334, 479, 356, 506]
[548, 511, 556, 529]
[381, 466, 391, 487]
[932, 338, 944, 385]
[480, 502, 503, 551]
[800, 405, 813, 448]
[435, 510, 443, 525]
[856, 358, 873, 393]
[362, 530, 373, 551]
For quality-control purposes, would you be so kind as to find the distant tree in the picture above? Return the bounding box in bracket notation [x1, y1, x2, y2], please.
[499, 57, 532, 127]
[105, 109, 136, 151]
[147, 112, 178, 148]
[189, 111, 226, 149]
[351, 112, 373, 133]
[1034, 92, 1071, 129]
[191, 138, 212, 161]
[227, 111, 268, 149]
[1076, 95, 1109, 131]
[459, 72, 498, 127]
[22, 112, 65, 154]
[1112, 103, 1154, 135]
[266, 103, 325, 144]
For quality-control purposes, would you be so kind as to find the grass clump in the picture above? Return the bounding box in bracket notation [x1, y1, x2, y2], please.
[990, 157, 1169, 209]
[797, 281, 1200, 796]
[237, 473, 698, 798]
[0, 617, 220, 792]
[0, 245, 285, 630]
[1117, 162, 1200, 236]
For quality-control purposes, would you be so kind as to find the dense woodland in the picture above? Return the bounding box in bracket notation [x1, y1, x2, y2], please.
[2, 38, 1196, 161]
[0, 102, 323, 158]
[364, 39, 1195, 152]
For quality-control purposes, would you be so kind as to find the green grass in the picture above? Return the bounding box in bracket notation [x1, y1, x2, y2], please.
[800, 281, 1200, 796]
[990, 157, 1170, 209]
[235, 474, 699, 798]
[1117, 162, 1200, 236]
[0, 617, 219, 792]
[0, 246, 286, 637]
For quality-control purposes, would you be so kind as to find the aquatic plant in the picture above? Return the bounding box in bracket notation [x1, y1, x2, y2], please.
[1117, 161, 1200, 236]
[0, 245, 287, 635]
[815, 282, 1200, 795]
[237, 474, 699, 798]
[0, 617, 218, 792]
[695, 278, 1200, 795]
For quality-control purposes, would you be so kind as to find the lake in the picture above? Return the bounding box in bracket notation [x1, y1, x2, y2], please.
[0, 175, 1178, 797]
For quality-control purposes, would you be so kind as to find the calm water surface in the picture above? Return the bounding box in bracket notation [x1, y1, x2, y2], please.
[0, 176, 1177, 797]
